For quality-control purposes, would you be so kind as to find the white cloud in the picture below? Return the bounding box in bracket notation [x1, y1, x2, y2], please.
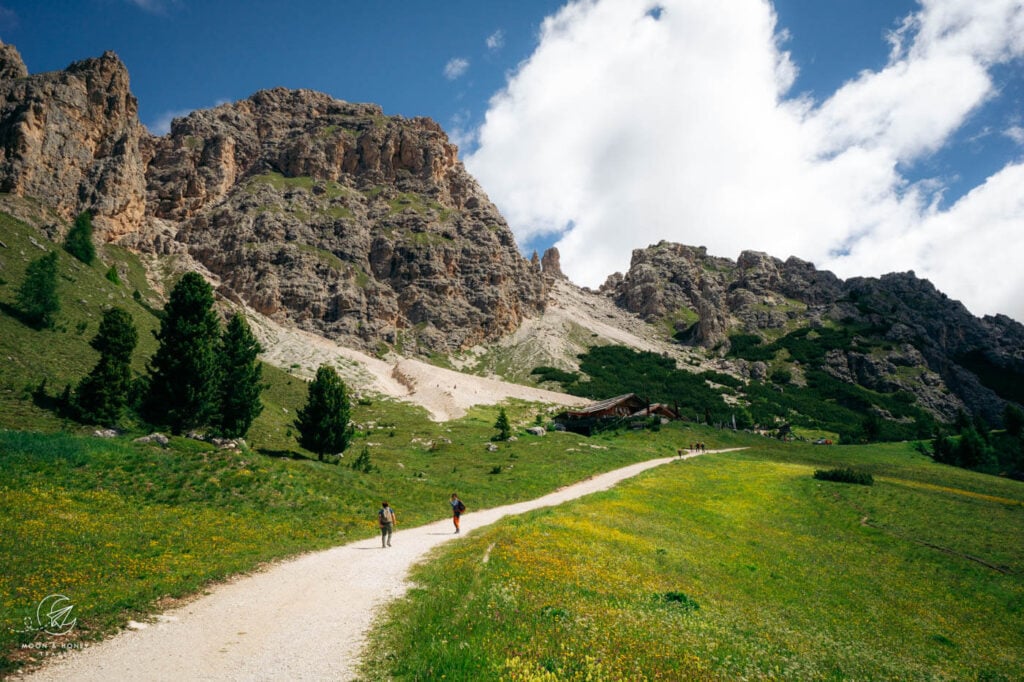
[444, 57, 470, 80]
[1006, 125, 1024, 145]
[466, 0, 1024, 321]
[487, 29, 506, 51]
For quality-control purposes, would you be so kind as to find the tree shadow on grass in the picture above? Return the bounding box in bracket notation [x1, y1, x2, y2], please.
[0, 300, 49, 331]
[257, 448, 311, 461]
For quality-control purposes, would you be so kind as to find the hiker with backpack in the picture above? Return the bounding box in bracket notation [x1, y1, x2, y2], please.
[378, 501, 396, 548]
[450, 493, 466, 534]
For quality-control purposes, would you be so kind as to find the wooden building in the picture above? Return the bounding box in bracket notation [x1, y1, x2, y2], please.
[555, 393, 679, 435]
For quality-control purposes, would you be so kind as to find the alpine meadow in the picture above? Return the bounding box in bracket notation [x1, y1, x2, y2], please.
[1, 22, 1023, 681]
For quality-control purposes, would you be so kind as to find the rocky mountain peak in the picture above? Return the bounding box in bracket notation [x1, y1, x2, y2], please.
[0, 41, 28, 81]
[541, 247, 565, 280]
[0, 47, 147, 240]
[0, 44, 546, 355]
[606, 240, 1024, 425]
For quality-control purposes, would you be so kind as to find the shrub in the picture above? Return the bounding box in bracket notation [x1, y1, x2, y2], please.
[813, 467, 874, 485]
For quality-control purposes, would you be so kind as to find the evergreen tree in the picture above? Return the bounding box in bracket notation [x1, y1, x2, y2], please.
[494, 407, 511, 441]
[1003, 404, 1024, 438]
[64, 211, 96, 265]
[294, 364, 353, 461]
[16, 251, 60, 329]
[144, 272, 221, 434]
[74, 307, 138, 426]
[216, 313, 265, 438]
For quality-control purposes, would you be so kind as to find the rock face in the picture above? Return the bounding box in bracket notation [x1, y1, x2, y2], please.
[0, 48, 545, 353]
[147, 88, 546, 351]
[0, 43, 148, 240]
[1, 42, 1021, 424]
[603, 241, 1024, 424]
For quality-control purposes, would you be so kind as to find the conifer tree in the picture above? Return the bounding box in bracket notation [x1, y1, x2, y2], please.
[144, 272, 221, 434]
[216, 313, 265, 438]
[494, 407, 511, 441]
[294, 364, 353, 461]
[74, 307, 138, 426]
[64, 211, 96, 265]
[16, 251, 60, 329]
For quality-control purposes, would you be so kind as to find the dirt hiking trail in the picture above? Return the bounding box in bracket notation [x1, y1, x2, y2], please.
[23, 449, 741, 681]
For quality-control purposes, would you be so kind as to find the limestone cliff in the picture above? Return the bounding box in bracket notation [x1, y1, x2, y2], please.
[602, 241, 1024, 424]
[0, 42, 148, 240]
[0, 47, 545, 353]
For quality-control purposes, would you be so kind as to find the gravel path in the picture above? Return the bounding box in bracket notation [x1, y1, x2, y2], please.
[23, 450, 735, 681]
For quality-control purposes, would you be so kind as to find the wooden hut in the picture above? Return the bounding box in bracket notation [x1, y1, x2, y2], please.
[555, 393, 678, 435]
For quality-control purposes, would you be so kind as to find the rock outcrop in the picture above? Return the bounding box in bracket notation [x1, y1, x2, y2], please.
[149, 88, 545, 351]
[0, 48, 545, 354]
[603, 241, 1024, 424]
[0, 42, 148, 240]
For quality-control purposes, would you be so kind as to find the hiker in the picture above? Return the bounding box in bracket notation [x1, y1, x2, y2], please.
[450, 493, 466, 534]
[378, 501, 396, 548]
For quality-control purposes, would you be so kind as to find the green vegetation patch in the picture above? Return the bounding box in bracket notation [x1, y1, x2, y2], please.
[360, 441, 1024, 681]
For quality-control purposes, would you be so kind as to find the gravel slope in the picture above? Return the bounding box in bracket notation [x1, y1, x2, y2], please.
[23, 451, 734, 681]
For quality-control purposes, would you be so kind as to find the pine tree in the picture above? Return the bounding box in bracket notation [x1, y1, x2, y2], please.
[294, 364, 353, 461]
[74, 307, 138, 426]
[16, 251, 60, 329]
[144, 272, 221, 434]
[494, 407, 511, 441]
[216, 313, 265, 438]
[64, 211, 96, 265]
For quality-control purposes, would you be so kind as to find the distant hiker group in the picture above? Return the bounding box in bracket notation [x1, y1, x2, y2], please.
[685, 442, 706, 453]
[376, 493, 467, 548]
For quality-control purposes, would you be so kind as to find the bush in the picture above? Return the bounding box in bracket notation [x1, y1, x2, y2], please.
[813, 467, 874, 485]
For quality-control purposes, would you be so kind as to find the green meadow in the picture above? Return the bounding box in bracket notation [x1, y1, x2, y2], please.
[3, 208, 1023, 679]
[358, 440, 1024, 681]
[0, 401, 690, 673]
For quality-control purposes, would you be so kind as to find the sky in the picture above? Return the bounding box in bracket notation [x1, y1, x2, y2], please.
[2, 0, 1023, 322]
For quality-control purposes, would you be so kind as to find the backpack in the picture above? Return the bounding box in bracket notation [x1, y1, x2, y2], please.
[456, 500, 466, 513]
[379, 508, 394, 525]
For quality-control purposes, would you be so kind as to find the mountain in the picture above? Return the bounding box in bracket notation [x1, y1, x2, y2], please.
[0, 42, 550, 354]
[600, 242, 1024, 425]
[1, 41, 1022, 430]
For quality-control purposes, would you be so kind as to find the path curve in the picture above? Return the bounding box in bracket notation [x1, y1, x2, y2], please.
[25, 449, 741, 681]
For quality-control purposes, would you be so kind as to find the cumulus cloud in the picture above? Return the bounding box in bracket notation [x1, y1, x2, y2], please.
[444, 57, 470, 80]
[465, 0, 1024, 321]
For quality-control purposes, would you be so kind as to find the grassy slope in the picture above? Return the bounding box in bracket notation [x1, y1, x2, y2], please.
[0, 400, 695, 672]
[4, 209, 1022, 678]
[359, 440, 1024, 681]
[0, 210, 162, 432]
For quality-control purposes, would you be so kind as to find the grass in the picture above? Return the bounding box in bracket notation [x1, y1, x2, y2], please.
[0, 211, 161, 432]
[358, 439, 1024, 681]
[0, 397, 695, 673]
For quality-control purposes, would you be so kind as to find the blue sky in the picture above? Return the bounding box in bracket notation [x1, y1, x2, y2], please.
[2, 0, 1023, 322]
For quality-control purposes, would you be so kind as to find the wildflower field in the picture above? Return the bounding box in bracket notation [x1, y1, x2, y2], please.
[359, 441, 1024, 681]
